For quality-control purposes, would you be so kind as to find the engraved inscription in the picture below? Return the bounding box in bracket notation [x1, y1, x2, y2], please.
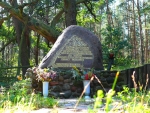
[52, 35, 94, 68]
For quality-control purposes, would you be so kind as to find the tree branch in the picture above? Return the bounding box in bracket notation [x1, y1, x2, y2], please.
[51, 0, 92, 27]
[0, 37, 16, 52]
[0, 2, 58, 43]
[83, 1, 97, 21]
[76, 0, 87, 4]
[0, 15, 11, 26]
[0, 0, 96, 43]
[51, 9, 64, 27]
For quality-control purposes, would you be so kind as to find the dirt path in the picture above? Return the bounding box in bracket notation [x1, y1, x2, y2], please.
[30, 98, 105, 113]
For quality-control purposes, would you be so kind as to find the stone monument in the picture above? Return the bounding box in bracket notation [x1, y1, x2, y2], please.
[39, 25, 103, 70]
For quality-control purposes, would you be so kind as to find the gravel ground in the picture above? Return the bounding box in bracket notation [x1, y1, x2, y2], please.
[29, 98, 124, 113]
[30, 98, 104, 113]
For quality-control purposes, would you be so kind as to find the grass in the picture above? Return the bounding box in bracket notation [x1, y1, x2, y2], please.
[90, 71, 150, 113]
[1, 72, 150, 113]
[0, 78, 58, 113]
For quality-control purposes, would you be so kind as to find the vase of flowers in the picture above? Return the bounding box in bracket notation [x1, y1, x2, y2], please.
[34, 67, 57, 98]
[72, 66, 95, 99]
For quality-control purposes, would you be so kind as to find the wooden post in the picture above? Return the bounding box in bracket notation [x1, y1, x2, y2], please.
[146, 64, 150, 89]
[138, 66, 143, 86]
[127, 68, 134, 88]
[126, 69, 129, 87]
[122, 70, 128, 86]
[134, 67, 139, 87]
[143, 64, 147, 88]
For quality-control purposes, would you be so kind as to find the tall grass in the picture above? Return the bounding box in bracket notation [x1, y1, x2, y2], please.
[0, 78, 57, 113]
[91, 71, 150, 113]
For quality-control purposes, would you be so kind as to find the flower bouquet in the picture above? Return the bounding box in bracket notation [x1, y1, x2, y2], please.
[72, 66, 95, 99]
[33, 67, 57, 98]
[72, 66, 95, 81]
[34, 67, 57, 82]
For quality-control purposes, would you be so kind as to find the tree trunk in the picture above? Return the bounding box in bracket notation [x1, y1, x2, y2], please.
[106, 0, 112, 26]
[64, 0, 77, 27]
[127, 0, 131, 60]
[20, 25, 30, 75]
[132, 0, 137, 65]
[2, 41, 4, 65]
[105, 0, 113, 48]
[137, 0, 144, 64]
[34, 35, 40, 66]
[143, 0, 148, 63]
[145, 14, 148, 63]
[11, 0, 30, 76]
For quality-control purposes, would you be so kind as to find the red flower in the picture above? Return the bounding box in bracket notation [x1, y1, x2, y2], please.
[84, 74, 89, 80]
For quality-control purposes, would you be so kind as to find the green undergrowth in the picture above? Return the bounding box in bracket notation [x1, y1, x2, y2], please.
[0, 79, 58, 113]
[90, 71, 150, 113]
[91, 86, 150, 113]
[1, 72, 150, 113]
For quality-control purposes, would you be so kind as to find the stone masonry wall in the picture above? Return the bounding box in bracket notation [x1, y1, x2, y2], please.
[32, 70, 125, 99]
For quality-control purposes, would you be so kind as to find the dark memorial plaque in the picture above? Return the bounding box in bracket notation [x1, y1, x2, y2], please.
[39, 25, 103, 70]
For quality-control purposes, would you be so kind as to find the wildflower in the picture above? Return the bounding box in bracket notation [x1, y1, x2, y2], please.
[116, 71, 119, 77]
[17, 76, 22, 80]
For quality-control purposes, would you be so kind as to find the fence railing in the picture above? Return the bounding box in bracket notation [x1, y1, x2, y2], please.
[0, 66, 32, 77]
[0, 66, 32, 87]
[120, 64, 150, 88]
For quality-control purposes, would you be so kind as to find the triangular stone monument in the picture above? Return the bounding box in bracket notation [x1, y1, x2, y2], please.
[39, 25, 103, 70]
